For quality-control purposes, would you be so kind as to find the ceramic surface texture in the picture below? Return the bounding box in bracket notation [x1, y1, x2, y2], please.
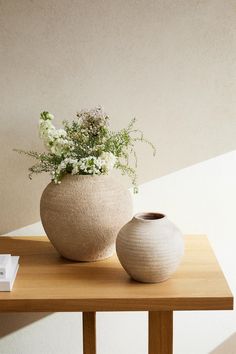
[40, 174, 133, 261]
[116, 212, 184, 283]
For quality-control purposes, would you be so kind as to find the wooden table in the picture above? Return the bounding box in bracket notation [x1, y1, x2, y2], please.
[0, 236, 233, 354]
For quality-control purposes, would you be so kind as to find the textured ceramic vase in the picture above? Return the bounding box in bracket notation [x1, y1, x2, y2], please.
[116, 212, 184, 283]
[40, 174, 133, 261]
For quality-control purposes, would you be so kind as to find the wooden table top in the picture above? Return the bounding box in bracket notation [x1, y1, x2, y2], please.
[0, 235, 233, 312]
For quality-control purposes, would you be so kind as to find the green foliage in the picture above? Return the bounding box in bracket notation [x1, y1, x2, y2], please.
[15, 108, 156, 193]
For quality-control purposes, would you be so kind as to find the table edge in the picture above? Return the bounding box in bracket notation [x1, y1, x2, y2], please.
[0, 296, 233, 312]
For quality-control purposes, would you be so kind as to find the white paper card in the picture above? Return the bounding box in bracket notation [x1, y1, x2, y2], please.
[0, 256, 19, 291]
[0, 254, 11, 279]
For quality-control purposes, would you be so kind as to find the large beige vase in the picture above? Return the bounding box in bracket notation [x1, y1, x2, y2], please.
[40, 174, 133, 261]
[116, 212, 184, 283]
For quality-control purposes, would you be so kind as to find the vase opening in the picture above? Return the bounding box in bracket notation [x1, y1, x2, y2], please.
[135, 212, 165, 220]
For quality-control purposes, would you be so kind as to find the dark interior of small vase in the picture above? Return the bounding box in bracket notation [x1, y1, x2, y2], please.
[136, 212, 165, 220]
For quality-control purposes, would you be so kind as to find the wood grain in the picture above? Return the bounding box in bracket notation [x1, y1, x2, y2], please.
[0, 235, 233, 312]
[148, 311, 173, 354]
[83, 312, 96, 354]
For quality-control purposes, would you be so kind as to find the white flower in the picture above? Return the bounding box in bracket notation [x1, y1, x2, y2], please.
[57, 158, 78, 172]
[50, 138, 73, 156]
[72, 164, 79, 175]
[39, 113, 74, 156]
[48, 129, 67, 140]
[100, 152, 116, 173]
[65, 153, 117, 177]
[77, 156, 102, 175]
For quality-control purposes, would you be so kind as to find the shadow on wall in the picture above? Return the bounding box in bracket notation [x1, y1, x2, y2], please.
[209, 333, 236, 354]
[0, 313, 50, 338]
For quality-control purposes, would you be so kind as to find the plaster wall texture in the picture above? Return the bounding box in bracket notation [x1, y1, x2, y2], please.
[1, 0, 236, 233]
[3, 150, 236, 354]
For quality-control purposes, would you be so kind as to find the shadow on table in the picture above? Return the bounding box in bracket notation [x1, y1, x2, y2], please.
[0, 313, 51, 338]
[209, 333, 236, 354]
[0, 237, 56, 256]
[0, 238, 52, 338]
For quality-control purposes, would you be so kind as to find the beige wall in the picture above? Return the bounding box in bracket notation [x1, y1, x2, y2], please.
[1, 0, 236, 234]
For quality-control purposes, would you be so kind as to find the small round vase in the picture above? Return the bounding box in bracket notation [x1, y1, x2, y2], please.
[116, 212, 184, 283]
[40, 174, 133, 261]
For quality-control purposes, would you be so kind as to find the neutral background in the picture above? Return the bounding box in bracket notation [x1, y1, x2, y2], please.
[1, 0, 236, 233]
[1, 0, 236, 353]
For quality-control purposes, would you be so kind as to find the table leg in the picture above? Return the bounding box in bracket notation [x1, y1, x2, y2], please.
[148, 311, 173, 354]
[83, 312, 96, 354]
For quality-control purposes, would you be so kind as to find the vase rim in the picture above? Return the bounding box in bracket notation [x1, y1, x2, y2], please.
[134, 212, 166, 222]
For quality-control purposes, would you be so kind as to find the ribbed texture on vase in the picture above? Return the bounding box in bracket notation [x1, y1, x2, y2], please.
[40, 174, 133, 261]
[116, 214, 184, 283]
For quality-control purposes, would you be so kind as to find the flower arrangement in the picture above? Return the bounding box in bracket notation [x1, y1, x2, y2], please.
[15, 106, 156, 192]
